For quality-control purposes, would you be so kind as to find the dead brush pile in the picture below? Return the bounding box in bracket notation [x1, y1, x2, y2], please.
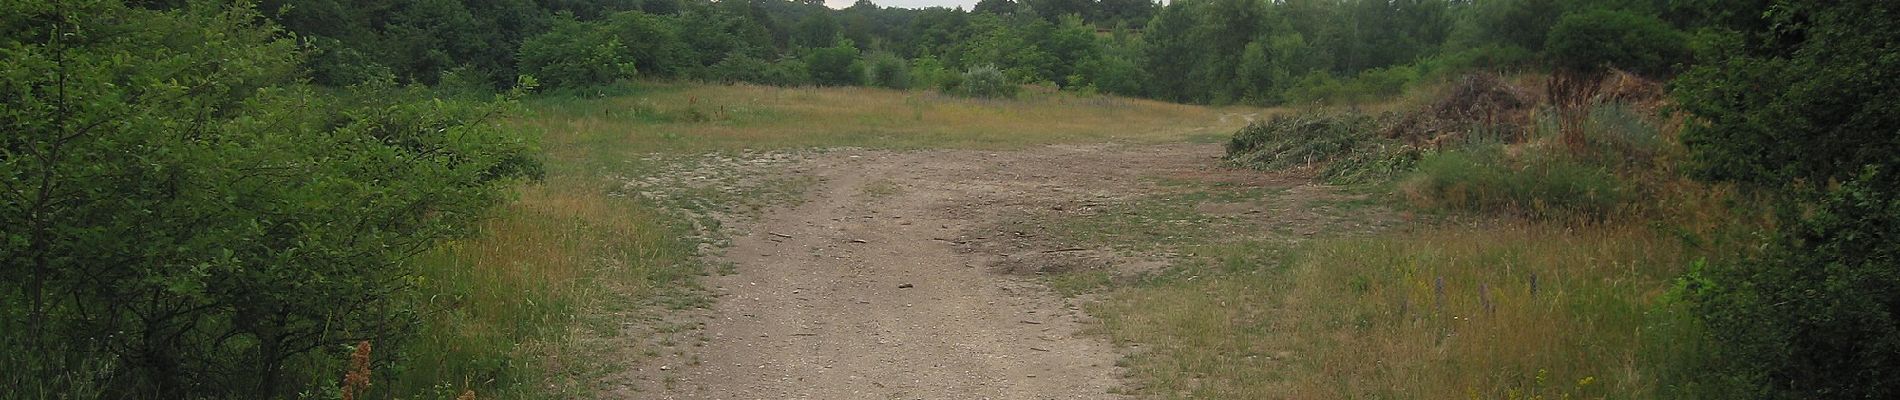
[1593, 69, 1668, 112]
[1383, 73, 1537, 147]
[1225, 112, 1419, 184]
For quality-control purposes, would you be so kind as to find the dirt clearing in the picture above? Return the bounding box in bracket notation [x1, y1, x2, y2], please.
[603, 142, 1324, 399]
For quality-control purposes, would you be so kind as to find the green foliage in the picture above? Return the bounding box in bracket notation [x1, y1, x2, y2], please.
[1404, 145, 1627, 219]
[1282, 65, 1423, 105]
[516, 16, 636, 89]
[1673, 1, 1900, 397]
[701, 53, 810, 86]
[908, 55, 952, 91]
[863, 52, 911, 89]
[806, 40, 862, 86]
[951, 14, 1063, 84]
[1675, 1, 1900, 190]
[602, 10, 697, 77]
[955, 64, 1018, 98]
[1421, 44, 1538, 74]
[1686, 168, 1900, 399]
[1545, 9, 1688, 76]
[0, 1, 535, 397]
[1071, 50, 1143, 96]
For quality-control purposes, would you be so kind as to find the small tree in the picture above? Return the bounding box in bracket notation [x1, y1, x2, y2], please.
[1544, 9, 1688, 77]
[806, 40, 862, 86]
[1, 2, 537, 397]
[863, 52, 911, 89]
[517, 16, 635, 89]
[958, 65, 1018, 98]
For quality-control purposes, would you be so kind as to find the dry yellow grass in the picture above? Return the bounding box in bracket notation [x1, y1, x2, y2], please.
[520, 83, 1271, 155]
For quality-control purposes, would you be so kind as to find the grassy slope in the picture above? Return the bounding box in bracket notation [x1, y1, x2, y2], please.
[392, 83, 1261, 398]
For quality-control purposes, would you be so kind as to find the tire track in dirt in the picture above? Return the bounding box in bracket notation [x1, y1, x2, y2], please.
[623, 143, 1237, 399]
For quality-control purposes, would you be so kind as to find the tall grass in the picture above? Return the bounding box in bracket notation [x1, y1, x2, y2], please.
[1402, 145, 1628, 219]
[389, 179, 695, 398]
[1094, 224, 1724, 399]
[1277, 224, 1718, 398]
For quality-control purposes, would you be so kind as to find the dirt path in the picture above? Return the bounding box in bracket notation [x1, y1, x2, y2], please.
[620, 143, 1242, 399]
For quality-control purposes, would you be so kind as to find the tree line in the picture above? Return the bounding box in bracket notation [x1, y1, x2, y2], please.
[236, 0, 1740, 103]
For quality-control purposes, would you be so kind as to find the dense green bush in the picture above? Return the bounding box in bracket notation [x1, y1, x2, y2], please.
[0, 2, 535, 397]
[907, 55, 952, 91]
[517, 16, 636, 89]
[602, 10, 697, 77]
[1071, 52, 1144, 96]
[1686, 169, 1900, 399]
[863, 52, 911, 89]
[1544, 9, 1688, 76]
[956, 65, 1018, 98]
[1673, 1, 1900, 397]
[806, 40, 863, 86]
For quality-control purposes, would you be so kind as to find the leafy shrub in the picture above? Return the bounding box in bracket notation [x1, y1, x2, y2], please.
[1071, 53, 1145, 96]
[806, 40, 862, 86]
[908, 55, 951, 91]
[602, 10, 697, 77]
[956, 64, 1017, 98]
[1282, 66, 1421, 105]
[0, 3, 536, 397]
[1544, 9, 1688, 76]
[1421, 44, 1538, 74]
[1685, 169, 1900, 399]
[1403, 145, 1627, 219]
[937, 68, 966, 93]
[701, 53, 810, 86]
[1673, 1, 1900, 397]
[863, 52, 911, 89]
[517, 17, 635, 89]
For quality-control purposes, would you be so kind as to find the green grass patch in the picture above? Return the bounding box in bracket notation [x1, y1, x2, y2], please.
[1402, 144, 1629, 220]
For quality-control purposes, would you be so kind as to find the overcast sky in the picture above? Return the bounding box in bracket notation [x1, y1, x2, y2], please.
[825, 0, 980, 10]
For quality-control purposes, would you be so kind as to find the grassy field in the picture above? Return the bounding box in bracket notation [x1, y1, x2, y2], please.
[394, 81, 1734, 399]
[518, 83, 1255, 154]
[390, 83, 1264, 398]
